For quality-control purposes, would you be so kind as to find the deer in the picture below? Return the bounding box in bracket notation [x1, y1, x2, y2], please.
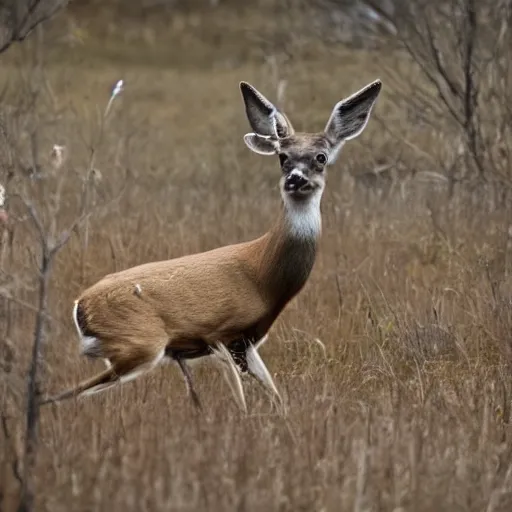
[40, 78, 382, 412]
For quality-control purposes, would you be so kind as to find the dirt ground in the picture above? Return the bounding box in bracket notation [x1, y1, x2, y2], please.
[1, 2, 512, 511]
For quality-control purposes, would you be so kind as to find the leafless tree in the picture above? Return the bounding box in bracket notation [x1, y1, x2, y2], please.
[0, 38, 125, 508]
[388, 0, 512, 208]
[0, 0, 72, 54]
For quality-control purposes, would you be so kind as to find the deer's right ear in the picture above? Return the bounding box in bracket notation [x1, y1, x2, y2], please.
[243, 133, 280, 155]
[324, 79, 382, 144]
[240, 81, 294, 138]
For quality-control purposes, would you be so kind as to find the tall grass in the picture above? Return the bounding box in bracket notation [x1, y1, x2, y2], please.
[1, 2, 511, 511]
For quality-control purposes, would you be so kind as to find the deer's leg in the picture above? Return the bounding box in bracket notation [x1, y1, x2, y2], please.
[82, 347, 166, 397]
[211, 343, 247, 413]
[229, 335, 283, 409]
[118, 349, 165, 384]
[40, 367, 118, 405]
[245, 343, 283, 407]
[227, 335, 268, 370]
[254, 334, 269, 350]
[78, 347, 166, 397]
[80, 378, 118, 396]
[41, 343, 166, 405]
[175, 357, 202, 410]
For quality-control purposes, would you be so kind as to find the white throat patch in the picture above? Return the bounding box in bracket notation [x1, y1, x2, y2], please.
[282, 190, 323, 240]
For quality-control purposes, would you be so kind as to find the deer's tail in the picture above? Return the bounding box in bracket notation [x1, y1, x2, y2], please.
[39, 367, 117, 406]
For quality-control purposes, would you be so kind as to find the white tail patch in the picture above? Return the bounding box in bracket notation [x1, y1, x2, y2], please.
[81, 336, 101, 355]
[72, 300, 101, 357]
[72, 300, 81, 337]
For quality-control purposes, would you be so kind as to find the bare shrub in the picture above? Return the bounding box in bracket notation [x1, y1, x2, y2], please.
[0, 35, 127, 509]
[0, 0, 71, 54]
[388, 0, 512, 208]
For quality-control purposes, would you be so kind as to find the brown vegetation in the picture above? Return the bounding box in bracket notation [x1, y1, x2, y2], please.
[1, 1, 512, 511]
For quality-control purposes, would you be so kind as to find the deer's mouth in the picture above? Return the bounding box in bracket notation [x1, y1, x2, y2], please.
[285, 182, 317, 199]
[284, 172, 316, 197]
[294, 183, 315, 195]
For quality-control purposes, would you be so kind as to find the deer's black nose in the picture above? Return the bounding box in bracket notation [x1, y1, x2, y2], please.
[284, 172, 308, 192]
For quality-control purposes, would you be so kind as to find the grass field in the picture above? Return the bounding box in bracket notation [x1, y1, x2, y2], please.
[1, 2, 512, 511]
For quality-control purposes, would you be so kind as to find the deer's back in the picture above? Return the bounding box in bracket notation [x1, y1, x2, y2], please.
[76, 239, 270, 349]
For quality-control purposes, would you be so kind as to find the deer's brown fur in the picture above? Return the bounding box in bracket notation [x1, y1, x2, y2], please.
[41, 78, 382, 411]
[76, 210, 316, 362]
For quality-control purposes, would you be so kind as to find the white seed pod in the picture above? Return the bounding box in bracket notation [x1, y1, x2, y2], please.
[51, 144, 67, 170]
[112, 79, 124, 98]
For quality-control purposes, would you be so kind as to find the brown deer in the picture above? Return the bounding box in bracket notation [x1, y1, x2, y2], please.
[41, 79, 382, 411]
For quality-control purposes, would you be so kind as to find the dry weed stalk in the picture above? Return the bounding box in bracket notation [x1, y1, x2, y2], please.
[79, 79, 124, 284]
[14, 196, 85, 512]
[0, 58, 125, 511]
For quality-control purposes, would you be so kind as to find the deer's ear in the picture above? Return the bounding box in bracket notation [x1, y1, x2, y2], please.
[240, 81, 294, 138]
[324, 79, 382, 144]
[243, 133, 280, 155]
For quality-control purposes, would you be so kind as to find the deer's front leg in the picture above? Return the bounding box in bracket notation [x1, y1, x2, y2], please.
[175, 357, 202, 410]
[229, 335, 283, 408]
[211, 343, 247, 413]
[245, 338, 283, 407]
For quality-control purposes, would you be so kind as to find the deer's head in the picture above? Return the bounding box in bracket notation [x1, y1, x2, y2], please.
[240, 80, 382, 202]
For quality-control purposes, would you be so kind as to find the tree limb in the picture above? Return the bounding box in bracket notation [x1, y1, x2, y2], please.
[0, 0, 72, 55]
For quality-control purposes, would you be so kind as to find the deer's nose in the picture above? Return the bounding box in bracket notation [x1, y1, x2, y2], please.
[284, 171, 308, 192]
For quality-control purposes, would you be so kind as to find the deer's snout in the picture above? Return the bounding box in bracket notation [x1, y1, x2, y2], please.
[284, 171, 309, 192]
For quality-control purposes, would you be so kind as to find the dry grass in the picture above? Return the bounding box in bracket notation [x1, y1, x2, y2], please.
[1, 3, 512, 511]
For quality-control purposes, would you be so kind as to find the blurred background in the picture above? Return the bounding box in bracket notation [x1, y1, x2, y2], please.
[1, 1, 512, 511]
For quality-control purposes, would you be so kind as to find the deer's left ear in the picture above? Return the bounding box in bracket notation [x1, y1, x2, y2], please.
[243, 133, 280, 155]
[324, 79, 382, 154]
[240, 81, 295, 138]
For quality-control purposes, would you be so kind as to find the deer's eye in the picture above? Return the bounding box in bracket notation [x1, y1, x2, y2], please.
[279, 153, 288, 166]
[316, 153, 327, 165]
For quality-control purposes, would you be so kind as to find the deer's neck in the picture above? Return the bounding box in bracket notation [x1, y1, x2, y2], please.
[257, 193, 322, 310]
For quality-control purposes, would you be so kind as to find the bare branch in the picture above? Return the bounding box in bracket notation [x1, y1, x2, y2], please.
[1, 412, 22, 485]
[424, 15, 461, 99]
[0, 0, 72, 55]
[49, 211, 87, 257]
[401, 36, 464, 127]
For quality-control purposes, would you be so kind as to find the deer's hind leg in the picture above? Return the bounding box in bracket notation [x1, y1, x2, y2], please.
[42, 337, 167, 405]
[80, 345, 166, 402]
[103, 334, 166, 383]
[80, 346, 166, 397]
[79, 374, 118, 397]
